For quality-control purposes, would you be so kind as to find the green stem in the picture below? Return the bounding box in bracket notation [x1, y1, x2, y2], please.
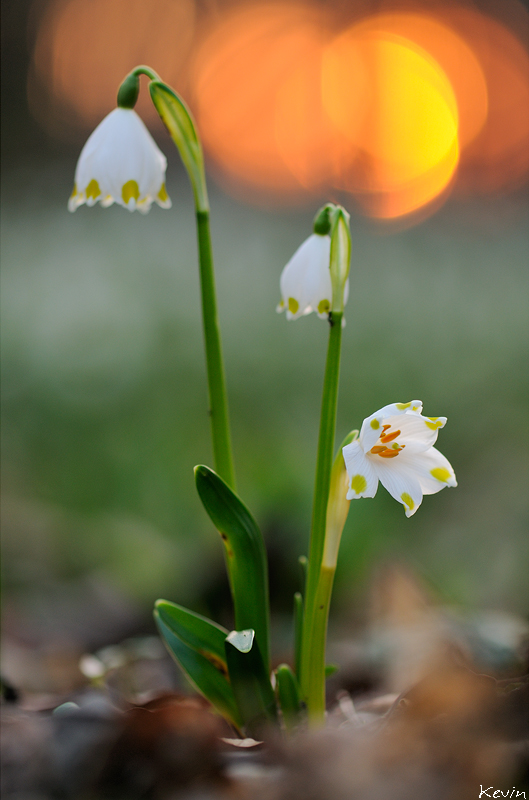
[131, 65, 160, 81]
[300, 311, 343, 721]
[196, 209, 236, 489]
[302, 565, 336, 719]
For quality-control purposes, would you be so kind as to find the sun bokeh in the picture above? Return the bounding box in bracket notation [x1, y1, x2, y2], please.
[28, 0, 529, 221]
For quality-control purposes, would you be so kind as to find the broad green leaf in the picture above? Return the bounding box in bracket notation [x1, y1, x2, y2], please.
[275, 664, 302, 732]
[195, 465, 271, 670]
[154, 600, 241, 728]
[225, 629, 277, 736]
[149, 81, 208, 211]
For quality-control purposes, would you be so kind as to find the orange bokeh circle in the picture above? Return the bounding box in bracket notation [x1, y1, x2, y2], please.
[191, 3, 353, 200]
[323, 24, 460, 218]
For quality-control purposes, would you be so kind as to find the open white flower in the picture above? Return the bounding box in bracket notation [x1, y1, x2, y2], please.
[277, 234, 349, 320]
[68, 108, 171, 214]
[342, 401, 457, 517]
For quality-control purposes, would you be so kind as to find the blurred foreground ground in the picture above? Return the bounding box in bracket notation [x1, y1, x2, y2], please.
[2, 567, 528, 799]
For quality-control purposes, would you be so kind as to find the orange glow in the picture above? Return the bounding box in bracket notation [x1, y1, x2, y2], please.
[274, 57, 357, 191]
[29, 0, 529, 218]
[443, 6, 529, 193]
[29, 0, 196, 138]
[347, 12, 488, 150]
[324, 28, 459, 218]
[191, 3, 347, 200]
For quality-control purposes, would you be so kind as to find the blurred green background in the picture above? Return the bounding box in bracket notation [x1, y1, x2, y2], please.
[1, 0, 528, 686]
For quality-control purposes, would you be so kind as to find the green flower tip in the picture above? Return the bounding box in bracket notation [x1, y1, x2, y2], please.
[117, 73, 140, 109]
[312, 204, 334, 236]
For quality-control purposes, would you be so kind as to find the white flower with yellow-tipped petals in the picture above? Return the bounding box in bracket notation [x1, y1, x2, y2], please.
[277, 233, 349, 320]
[342, 401, 457, 517]
[68, 108, 171, 214]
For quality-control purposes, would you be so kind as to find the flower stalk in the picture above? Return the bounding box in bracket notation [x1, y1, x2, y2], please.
[299, 206, 351, 723]
[119, 67, 235, 488]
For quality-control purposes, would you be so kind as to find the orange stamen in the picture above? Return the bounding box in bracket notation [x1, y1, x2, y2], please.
[382, 424, 391, 433]
[379, 449, 401, 458]
[380, 428, 401, 444]
[370, 445, 387, 454]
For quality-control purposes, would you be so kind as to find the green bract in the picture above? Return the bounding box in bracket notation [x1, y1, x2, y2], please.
[149, 81, 208, 212]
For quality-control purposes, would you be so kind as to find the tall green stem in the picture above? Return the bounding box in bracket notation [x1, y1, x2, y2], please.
[142, 73, 236, 488]
[300, 311, 343, 721]
[196, 209, 236, 489]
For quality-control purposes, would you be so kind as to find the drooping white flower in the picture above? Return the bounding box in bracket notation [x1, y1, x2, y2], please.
[277, 234, 349, 320]
[342, 401, 457, 517]
[68, 108, 171, 214]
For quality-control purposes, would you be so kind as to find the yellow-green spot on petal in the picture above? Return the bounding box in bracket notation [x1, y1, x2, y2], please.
[431, 467, 450, 482]
[70, 182, 78, 199]
[317, 299, 330, 314]
[288, 297, 299, 314]
[401, 492, 415, 510]
[425, 418, 443, 430]
[396, 402, 411, 410]
[351, 474, 367, 494]
[122, 180, 140, 205]
[370, 419, 380, 430]
[157, 183, 169, 202]
[86, 179, 101, 201]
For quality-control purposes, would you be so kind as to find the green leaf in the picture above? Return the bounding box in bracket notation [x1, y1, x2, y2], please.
[225, 629, 277, 736]
[195, 465, 271, 670]
[275, 664, 302, 732]
[325, 664, 339, 678]
[154, 600, 241, 728]
[149, 81, 208, 211]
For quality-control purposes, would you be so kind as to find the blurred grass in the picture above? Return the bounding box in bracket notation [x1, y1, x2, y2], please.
[1, 158, 528, 635]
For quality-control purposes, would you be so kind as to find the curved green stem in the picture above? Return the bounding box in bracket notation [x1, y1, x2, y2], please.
[300, 311, 343, 721]
[131, 65, 161, 81]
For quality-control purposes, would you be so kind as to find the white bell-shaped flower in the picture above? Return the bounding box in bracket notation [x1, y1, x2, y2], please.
[343, 401, 457, 517]
[68, 108, 171, 214]
[277, 234, 327, 320]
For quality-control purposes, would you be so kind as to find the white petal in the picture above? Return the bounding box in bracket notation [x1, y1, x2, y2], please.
[378, 411, 447, 454]
[342, 441, 379, 499]
[394, 447, 457, 495]
[279, 234, 331, 320]
[70, 108, 169, 213]
[369, 455, 423, 517]
[359, 401, 423, 452]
